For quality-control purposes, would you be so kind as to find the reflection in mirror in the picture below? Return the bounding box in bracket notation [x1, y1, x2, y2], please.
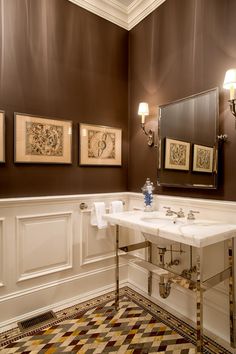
[157, 88, 219, 189]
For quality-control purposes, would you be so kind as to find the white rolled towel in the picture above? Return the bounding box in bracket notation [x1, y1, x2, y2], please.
[109, 200, 124, 214]
[90, 202, 107, 229]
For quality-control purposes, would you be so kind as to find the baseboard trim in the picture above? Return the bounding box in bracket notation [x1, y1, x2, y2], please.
[0, 280, 129, 333]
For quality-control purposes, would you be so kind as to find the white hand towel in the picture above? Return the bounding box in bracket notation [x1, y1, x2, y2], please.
[109, 200, 124, 214]
[90, 202, 107, 229]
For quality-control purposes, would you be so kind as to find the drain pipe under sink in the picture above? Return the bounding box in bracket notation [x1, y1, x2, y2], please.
[159, 277, 171, 298]
[158, 247, 172, 299]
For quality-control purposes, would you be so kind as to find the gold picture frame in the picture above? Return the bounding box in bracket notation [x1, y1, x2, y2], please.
[14, 113, 72, 164]
[0, 111, 5, 163]
[79, 123, 122, 166]
[164, 138, 190, 171]
[193, 144, 214, 173]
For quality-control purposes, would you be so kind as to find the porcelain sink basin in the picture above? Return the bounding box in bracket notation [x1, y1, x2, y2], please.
[103, 210, 236, 248]
[141, 216, 217, 227]
[140, 215, 183, 225]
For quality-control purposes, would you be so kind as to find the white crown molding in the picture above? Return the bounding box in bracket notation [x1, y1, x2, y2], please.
[68, 0, 128, 29]
[67, 0, 167, 30]
[127, 0, 166, 30]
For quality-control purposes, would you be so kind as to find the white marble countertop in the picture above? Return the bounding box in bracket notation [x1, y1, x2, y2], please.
[103, 211, 236, 247]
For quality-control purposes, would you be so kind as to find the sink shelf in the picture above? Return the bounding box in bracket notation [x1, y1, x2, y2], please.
[121, 253, 197, 290]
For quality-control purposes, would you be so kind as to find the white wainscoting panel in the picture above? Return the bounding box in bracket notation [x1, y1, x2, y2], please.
[79, 208, 129, 266]
[79, 210, 116, 266]
[16, 212, 73, 282]
[0, 192, 129, 329]
[0, 218, 5, 287]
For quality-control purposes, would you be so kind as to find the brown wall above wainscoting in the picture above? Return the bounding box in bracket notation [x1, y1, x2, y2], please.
[1, 0, 236, 201]
[128, 0, 236, 201]
[0, 0, 128, 197]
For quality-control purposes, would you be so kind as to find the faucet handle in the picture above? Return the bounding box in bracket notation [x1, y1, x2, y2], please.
[187, 210, 199, 220]
[177, 208, 185, 218]
[163, 207, 173, 216]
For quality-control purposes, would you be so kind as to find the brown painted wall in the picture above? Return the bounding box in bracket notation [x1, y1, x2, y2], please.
[128, 0, 236, 201]
[2, 0, 236, 201]
[0, 0, 128, 197]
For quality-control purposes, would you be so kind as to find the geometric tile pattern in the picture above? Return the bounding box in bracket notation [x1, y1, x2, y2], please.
[0, 287, 231, 354]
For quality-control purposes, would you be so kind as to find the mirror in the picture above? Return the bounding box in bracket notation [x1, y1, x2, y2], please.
[157, 88, 219, 189]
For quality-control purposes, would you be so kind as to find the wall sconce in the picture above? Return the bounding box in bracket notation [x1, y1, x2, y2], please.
[223, 68, 236, 121]
[138, 102, 154, 146]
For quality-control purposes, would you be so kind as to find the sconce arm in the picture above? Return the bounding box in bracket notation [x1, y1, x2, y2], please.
[140, 123, 154, 147]
[229, 99, 236, 118]
[141, 123, 149, 136]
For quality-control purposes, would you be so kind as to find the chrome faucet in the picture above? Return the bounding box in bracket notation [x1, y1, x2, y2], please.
[187, 210, 199, 220]
[163, 207, 185, 218]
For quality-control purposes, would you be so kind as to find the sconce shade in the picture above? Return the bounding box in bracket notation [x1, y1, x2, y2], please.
[223, 69, 236, 89]
[138, 102, 149, 116]
[137, 102, 154, 146]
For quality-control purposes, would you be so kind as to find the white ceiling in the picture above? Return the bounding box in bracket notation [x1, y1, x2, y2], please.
[68, 0, 166, 30]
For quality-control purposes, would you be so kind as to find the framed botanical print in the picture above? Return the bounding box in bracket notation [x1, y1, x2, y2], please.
[14, 113, 72, 164]
[79, 123, 122, 166]
[164, 138, 190, 171]
[193, 144, 214, 173]
[0, 111, 5, 162]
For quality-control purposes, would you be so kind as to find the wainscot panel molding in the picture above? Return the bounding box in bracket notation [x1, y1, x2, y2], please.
[79, 210, 128, 266]
[0, 218, 5, 288]
[79, 210, 116, 266]
[16, 212, 73, 282]
[0, 193, 129, 329]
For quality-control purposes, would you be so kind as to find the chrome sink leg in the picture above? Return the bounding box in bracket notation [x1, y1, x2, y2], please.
[148, 242, 152, 296]
[196, 249, 203, 353]
[115, 225, 119, 311]
[228, 238, 235, 347]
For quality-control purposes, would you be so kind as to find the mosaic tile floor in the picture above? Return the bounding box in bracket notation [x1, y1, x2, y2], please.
[0, 287, 231, 353]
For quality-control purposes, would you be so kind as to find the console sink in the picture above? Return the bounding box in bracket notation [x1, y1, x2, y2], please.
[103, 210, 236, 248]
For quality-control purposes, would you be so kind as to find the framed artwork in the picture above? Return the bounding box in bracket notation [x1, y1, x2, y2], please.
[0, 111, 5, 162]
[164, 138, 190, 171]
[79, 123, 122, 166]
[193, 144, 214, 173]
[14, 113, 72, 164]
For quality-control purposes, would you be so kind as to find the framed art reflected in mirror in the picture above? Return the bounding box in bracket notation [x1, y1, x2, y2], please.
[192, 144, 214, 173]
[164, 138, 190, 171]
